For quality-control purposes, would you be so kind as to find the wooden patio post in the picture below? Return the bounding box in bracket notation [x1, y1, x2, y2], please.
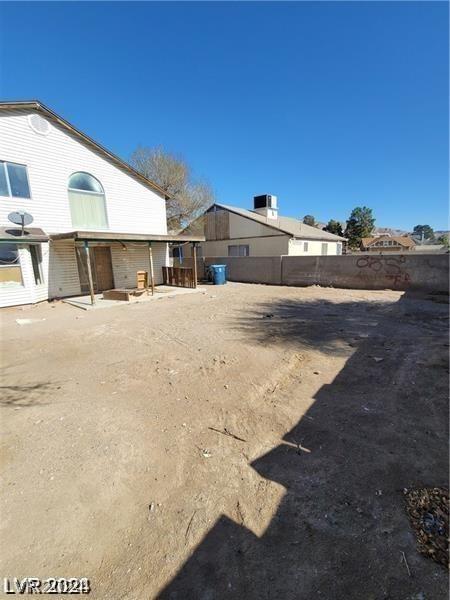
[84, 240, 95, 305]
[148, 242, 155, 296]
[192, 242, 198, 289]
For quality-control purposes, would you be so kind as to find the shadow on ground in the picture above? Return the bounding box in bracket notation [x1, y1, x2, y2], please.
[159, 291, 448, 599]
[0, 365, 56, 407]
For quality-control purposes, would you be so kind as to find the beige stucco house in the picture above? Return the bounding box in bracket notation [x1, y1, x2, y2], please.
[181, 195, 346, 259]
[360, 235, 416, 252]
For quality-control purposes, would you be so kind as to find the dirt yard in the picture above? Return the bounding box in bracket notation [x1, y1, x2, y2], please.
[1, 283, 448, 599]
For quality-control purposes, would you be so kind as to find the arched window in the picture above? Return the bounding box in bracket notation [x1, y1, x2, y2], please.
[68, 172, 108, 229]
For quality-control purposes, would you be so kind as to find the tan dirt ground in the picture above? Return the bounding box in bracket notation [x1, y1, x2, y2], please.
[1, 283, 448, 599]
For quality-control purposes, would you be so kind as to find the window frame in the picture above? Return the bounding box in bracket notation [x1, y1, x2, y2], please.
[30, 245, 44, 286]
[303, 242, 309, 252]
[68, 172, 105, 195]
[68, 171, 109, 231]
[0, 161, 32, 200]
[0, 243, 23, 286]
[228, 244, 249, 257]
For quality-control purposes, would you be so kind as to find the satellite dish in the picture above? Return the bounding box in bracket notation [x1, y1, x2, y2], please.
[8, 211, 34, 235]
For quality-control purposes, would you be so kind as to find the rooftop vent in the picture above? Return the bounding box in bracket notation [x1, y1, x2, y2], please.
[28, 114, 51, 136]
[253, 194, 278, 220]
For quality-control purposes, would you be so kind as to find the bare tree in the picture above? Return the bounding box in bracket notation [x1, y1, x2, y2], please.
[131, 146, 214, 232]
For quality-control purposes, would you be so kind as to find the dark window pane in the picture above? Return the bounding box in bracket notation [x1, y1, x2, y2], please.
[30, 245, 43, 285]
[0, 163, 9, 196]
[0, 243, 19, 265]
[7, 163, 31, 198]
[68, 172, 103, 193]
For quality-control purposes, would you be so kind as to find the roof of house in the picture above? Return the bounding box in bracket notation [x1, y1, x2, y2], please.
[361, 235, 416, 249]
[0, 100, 169, 199]
[214, 203, 347, 242]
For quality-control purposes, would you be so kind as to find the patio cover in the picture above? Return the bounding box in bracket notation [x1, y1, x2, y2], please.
[50, 230, 204, 305]
[50, 231, 205, 243]
[0, 227, 49, 243]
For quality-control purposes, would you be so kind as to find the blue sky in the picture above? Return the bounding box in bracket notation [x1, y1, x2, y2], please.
[0, 1, 448, 230]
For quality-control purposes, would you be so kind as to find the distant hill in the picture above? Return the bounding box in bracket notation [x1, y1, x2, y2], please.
[308, 221, 448, 239]
[373, 226, 408, 236]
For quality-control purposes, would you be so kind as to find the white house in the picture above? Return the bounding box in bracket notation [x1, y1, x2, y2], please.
[0, 101, 202, 308]
[181, 195, 346, 259]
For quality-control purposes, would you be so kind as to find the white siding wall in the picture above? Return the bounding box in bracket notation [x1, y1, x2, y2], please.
[0, 110, 167, 235]
[0, 109, 170, 306]
[48, 241, 82, 299]
[0, 243, 50, 307]
[111, 242, 168, 287]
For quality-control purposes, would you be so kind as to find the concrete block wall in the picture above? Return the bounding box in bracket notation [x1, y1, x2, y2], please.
[191, 254, 449, 293]
[203, 257, 282, 285]
[281, 254, 449, 292]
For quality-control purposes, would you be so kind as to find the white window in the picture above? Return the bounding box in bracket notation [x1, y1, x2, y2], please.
[321, 243, 328, 255]
[68, 172, 108, 230]
[0, 161, 31, 199]
[0, 243, 22, 285]
[337, 242, 342, 255]
[228, 244, 249, 257]
[30, 245, 44, 285]
[304, 242, 309, 252]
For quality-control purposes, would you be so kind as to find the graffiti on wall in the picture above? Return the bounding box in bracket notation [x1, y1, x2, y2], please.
[356, 255, 411, 287]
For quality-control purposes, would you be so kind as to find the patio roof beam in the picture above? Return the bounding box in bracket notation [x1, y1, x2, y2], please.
[192, 242, 198, 289]
[148, 242, 155, 296]
[84, 240, 96, 306]
[50, 231, 205, 244]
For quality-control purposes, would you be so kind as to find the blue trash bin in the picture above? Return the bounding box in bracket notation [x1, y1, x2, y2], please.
[208, 264, 227, 285]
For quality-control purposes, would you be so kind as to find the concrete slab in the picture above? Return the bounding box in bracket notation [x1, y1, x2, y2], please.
[63, 285, 205, 310]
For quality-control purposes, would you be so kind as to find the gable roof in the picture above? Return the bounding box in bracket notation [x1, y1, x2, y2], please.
[0, 100, 168, 199]
[361, 235, 416, 249]
[214, 203, 346, 242]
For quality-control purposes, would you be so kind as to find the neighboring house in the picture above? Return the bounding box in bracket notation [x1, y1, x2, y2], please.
[181, 195, 346, 259]
[0, 101, 202, 308]
[360, 235, 416, 253]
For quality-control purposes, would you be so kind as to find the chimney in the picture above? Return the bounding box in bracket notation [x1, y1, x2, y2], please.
[253, 194, 278, 220]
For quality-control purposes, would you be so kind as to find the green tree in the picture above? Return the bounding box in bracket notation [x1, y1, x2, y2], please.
[344, 206, 375, 249]
[131, 146, 214, 232]
[303, 215, 316, 227]
[413, 224, 435, 241]
[437, 234, 449, 248]
[323, 219, 343, 236]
